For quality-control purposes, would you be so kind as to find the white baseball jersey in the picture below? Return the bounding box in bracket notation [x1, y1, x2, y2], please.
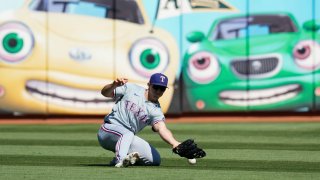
[104, 83, 165, 134]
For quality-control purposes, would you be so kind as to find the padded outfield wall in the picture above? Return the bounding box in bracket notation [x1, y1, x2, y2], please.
[0, 0, 319, 116]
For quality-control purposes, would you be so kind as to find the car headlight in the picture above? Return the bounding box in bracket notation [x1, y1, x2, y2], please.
[187, 51, 220, 84]
[293, 40, 320, 70]
[129, 38, 169, 77]
[0, 22, 34, 63]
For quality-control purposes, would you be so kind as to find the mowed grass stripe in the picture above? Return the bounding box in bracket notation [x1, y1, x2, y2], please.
[1, 132, 320, 145]
[1, 166, 320, 180]
[2, 145, 320, 162]
[0, 139, 99, 146]
[1, 154, 320, 173]
[0, 127, 98, 133]
[170, 129, 320, 137]
[166, 122, 320, 131]
[1, 123, 320, 137]
[1, 139, 320, 151]
[1, 128, 319, 138]
[4, 122, 318, 131]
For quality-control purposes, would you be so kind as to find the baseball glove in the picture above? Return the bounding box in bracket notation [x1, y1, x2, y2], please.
[172, 139, 206, 159]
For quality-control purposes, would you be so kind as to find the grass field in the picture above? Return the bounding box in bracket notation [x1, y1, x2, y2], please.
[1, 122, 320, 180]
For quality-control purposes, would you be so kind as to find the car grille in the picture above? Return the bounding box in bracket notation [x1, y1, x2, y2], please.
[231, 55, 281, 78]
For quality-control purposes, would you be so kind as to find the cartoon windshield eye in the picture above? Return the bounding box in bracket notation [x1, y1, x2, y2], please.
[0, 22, 34, 62]
[187, 51, 220, 84]
[293, 40, 320, 70]
[129, 38, 169, 77]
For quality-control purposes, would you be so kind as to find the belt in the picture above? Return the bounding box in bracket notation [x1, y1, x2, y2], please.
[104, 120, 111, 124]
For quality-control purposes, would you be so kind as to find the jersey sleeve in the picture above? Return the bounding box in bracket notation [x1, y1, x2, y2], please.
[149, 106, 165, 126]
[113, 83, 128, 100]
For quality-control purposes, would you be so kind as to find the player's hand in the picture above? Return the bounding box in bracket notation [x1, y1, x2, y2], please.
[172, 139, 206, 159]
[113, 78, 128, 87]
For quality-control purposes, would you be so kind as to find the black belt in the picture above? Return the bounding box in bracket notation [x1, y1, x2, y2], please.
[104, 120, 111, 124]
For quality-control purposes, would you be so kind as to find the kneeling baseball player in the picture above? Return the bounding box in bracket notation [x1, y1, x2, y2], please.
[97, 73, 206, 167]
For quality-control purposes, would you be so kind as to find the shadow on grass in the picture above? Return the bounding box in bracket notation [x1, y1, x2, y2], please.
[1, 155, 320, 173]
[2, 139, 320, 151]
[85, 163, 111, 167]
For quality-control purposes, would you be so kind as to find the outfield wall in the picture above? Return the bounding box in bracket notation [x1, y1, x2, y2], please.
[0, 0, 320, 116]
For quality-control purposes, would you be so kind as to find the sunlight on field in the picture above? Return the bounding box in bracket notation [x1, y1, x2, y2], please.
[0, 122, 320, 180]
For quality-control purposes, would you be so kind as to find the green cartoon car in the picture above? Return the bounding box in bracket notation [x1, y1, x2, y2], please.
[181, 13, 320, 112]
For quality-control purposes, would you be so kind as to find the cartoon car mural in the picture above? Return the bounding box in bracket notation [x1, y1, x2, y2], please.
[158, 0, 237, 20]
[0, 0, 179, 115]
[182, 13, 320, 112]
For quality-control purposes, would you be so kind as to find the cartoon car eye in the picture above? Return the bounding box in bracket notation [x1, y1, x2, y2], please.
[129, 38, 169, 77]
[293, 40, 320, 70]
[187, 51, 220, 83]
[0, 22, 34, 63]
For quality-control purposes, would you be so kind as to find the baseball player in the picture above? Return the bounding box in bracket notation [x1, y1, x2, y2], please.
[97, 73, 205, 167]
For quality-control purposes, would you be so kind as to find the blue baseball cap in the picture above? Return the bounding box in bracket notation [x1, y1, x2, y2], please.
[149, 73, 168, 87]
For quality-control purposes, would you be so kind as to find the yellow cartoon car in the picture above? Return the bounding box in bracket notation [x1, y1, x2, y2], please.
[0, 0, 179, 115]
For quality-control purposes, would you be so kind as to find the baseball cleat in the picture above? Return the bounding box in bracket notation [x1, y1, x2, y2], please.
[114, 152, 140, 168]
[114, 161, 123, 168]
[123, 152, 140, 167]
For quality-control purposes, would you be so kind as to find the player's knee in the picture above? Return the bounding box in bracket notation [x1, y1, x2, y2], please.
[152, 156, 161, 166]
[151, 146, 161, 166]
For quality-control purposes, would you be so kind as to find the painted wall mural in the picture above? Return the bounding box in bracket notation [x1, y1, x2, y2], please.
[0, 0, 319, 116]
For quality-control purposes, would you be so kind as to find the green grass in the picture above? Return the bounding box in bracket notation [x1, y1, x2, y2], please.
[1, 122, 320, 180]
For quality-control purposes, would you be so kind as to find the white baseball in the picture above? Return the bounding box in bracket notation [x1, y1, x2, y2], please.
[188, 158, 196, 165]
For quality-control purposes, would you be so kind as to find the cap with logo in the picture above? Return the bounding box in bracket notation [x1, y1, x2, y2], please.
[149, 73, 168, 87]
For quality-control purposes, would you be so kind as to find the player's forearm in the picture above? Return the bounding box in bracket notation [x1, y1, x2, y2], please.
[101, 83, 117, 97]
[158, 128, 180, 148]
[102, 78, 128, 97]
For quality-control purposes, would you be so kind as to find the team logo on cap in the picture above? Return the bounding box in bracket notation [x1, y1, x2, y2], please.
[160, 75, 166, 82]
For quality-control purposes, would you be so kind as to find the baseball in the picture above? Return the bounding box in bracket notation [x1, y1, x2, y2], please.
[188, 158, 196, 165]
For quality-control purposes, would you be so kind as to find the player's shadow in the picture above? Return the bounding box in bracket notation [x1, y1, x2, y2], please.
[81, 163, 113, 167]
